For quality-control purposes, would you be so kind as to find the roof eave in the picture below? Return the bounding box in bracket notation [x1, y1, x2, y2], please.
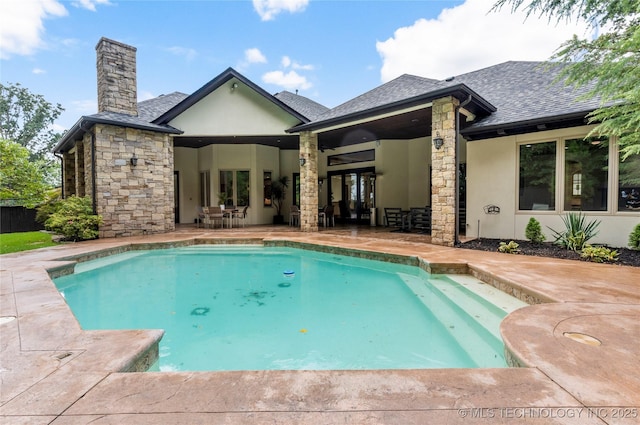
[287, 84, 496, 134]
[53, 116, 183, 154]
[461, 110, 596, 140]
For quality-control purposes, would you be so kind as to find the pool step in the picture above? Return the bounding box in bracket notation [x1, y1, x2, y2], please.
[399, 273, 508, 368]
[443, 274, 528, 315]
[426, 277, 506, 341]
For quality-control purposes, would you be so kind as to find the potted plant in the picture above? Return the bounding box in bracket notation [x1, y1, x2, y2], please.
[271, 175, 289, 224]
[217, 192, 227, 209]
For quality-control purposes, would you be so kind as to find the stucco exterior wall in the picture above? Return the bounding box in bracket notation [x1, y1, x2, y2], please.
[466, 125, 640, 248]
[255, 144, 282, 225]
[377, 139, 409, 210]
[174, 147, 199, 224]
[277, 149, 301, 223]
[168, 79, 299, 136]
[408, 137, 431, 207]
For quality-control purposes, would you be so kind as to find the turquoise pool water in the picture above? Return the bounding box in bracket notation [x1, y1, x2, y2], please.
[54, 246, 522, 371]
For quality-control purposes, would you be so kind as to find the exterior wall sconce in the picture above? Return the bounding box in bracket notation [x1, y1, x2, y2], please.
[433, 132, 444, 150]
[231, 82, 238, 91]
[130, 153, 138, 166]
[299, 157, 306, 167]
[318, 177, 324, 187]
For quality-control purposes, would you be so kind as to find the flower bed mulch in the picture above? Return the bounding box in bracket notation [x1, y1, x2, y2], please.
[458, 238, 640, 268]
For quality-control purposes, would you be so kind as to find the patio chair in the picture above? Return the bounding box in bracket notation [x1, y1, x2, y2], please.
[409, 207, 431, 234]
[289, 205, 300, 226]
[384, 207, 404, 230]
[204, 206, 224, 229]
[232, 205, 249, 227]
[318, 205, 335, 227]
[195, 206, 206, 228]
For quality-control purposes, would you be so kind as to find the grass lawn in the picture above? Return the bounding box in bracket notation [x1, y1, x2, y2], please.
[0, 231, 58, 254]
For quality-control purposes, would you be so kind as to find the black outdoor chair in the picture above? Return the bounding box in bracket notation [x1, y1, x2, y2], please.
[409, 207, 431, 234]
[384, 208, 405, 231]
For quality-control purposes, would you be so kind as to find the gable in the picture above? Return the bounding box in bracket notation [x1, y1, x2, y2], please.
[167, 78, 302, 137]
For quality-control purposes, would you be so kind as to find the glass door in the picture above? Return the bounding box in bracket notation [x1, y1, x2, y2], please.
[327, 167, 375, 224]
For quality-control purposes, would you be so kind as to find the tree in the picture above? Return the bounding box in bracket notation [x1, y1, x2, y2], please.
[0, 140, 50, 207]
[493, 0, 640, 159]
[0, 82, 64, 188]
[0, 82, 64, 159]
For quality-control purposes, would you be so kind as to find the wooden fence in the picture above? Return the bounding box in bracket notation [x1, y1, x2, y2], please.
[0, 206, 44, 233]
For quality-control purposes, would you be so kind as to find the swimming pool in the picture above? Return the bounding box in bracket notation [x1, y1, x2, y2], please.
[54, 245, 525, 371]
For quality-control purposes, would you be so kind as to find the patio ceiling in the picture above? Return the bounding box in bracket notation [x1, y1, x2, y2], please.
[173, 108, 434, 151]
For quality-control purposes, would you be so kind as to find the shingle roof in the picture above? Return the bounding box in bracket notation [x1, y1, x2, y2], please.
[444, 61, 601, 132]
[274, 91, 330, 121]
[297, 61, 600, 137]
[138, 92, 189, 122]
[53, 111, 182, 153]
[314, 74, 442, 122]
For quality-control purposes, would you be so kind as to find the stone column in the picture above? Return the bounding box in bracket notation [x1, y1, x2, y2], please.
[431, 96, 459, 247]
[299, 131, 318, 232]
[62, 152, 76, 198]
[74, 141, 86, 197]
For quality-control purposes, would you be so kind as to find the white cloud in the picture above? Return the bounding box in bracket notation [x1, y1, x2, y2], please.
[252, 0, 308, 21]
[376, 0, 590, 82]
[262, 70, 312, 91]
[0, 0, 67, 59]
[71, 0, 111, 12]
[32, 68, 46, 74]
[166, 46, 197, 61]
[281, 55, 314, 70]
[245, 48, 267, 64]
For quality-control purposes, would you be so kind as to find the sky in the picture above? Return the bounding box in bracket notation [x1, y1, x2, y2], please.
[1, 0, 591, 132]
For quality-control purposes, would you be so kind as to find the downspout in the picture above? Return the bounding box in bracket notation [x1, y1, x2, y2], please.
[78, 122, 98, 215]
[455, 95, 472, 245]
[54, 152, 64, 198]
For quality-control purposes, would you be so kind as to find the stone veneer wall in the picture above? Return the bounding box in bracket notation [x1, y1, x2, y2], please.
[63, 153, 75, 198]
[431, 96, 459, 247]
[96, 38, 138, 116]
[299, 131, 319, 232]
[93, 124, 175, 237]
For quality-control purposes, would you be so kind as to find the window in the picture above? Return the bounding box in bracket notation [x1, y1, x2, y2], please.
[619, 151, 640, 211]
[518, 142, 556, 210]
[328, 149, 375, 166]
[572, 173, 582, 196]
[293, 173, 300, 206]
[199, 171, 210, 206]
[219, 170, 250, 207]
[263, 172, 272, 206]
[564, 138, 608, 211]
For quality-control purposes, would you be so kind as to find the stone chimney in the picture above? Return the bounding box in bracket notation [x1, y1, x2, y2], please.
[96, 37, 138, 116]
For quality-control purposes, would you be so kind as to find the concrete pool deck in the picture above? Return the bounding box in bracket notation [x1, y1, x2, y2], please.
[1, 225, 639, 424]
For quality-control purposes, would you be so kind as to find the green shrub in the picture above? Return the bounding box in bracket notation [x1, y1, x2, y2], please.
[44, 196, 102, 241]
[581, 245, 619, 263]
[548, 212, 600, 251]
[35, 190, 63, 224]
[525, 217, 545, 243]
[629, 223, 640, 250]
[498, 240, 520, 254]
